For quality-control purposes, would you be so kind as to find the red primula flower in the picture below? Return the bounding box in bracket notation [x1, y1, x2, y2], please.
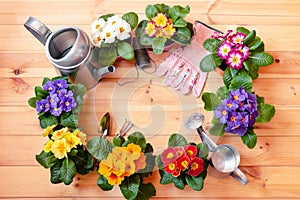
[161, 147, 178, 164]
[184, 145, 197, 159]
[172, 165, 181, 177]
[174, 146, 185, 158]
[164, 161, 177, 174]
[177, 155, 191, 171]
[188, 157, 204, 177]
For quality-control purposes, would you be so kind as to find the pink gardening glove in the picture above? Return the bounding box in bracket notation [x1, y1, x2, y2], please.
[156, 21, 219, 98]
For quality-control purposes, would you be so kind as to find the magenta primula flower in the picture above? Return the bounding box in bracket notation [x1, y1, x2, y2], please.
[226, 50, 244, 69]
[229, 32, 246, 45]
[218, 42, 232, 59]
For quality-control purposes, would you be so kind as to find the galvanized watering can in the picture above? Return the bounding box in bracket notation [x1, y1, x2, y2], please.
[24, 16, 115, 89]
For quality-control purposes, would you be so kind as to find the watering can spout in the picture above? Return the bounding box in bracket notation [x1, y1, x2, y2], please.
[94, 65, 115, 79]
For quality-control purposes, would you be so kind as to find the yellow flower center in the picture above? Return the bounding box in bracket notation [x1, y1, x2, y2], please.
[168, 163, 176, 170]
[191, 162, 198, 170]
[119, 27, 125, 33]
[187, 150, 194, 157]
[222, 110, 227, 115]
[167, 152, 174, 159]
[234, 95, 239, 100]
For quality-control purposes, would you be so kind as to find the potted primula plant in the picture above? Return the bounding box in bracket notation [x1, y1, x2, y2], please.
[156, 133, 209, 191]
[28, 76, 86, 129]
[36, 125, 94, 185]
[87, 132, 156, 200]
[137, 3, 194, 54]
[90, 12, 139, 66]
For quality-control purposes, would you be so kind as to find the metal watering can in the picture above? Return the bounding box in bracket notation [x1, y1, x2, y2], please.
[24, 16, 115, 89]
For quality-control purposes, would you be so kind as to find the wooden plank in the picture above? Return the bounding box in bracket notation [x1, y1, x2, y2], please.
[1, 135, 300, 167]
[0, 166, 300, 198]
[0, 51, 300, 78]
[0, 25, 299, 51]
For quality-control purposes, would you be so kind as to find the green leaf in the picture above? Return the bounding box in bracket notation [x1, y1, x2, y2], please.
[229, 73, 253, 92]
[241, 128, 257, 149]
[144, 143, 154, 154]
[51, 76, 69, 81]
[171, 27, 191, 45]
[36, 151, 58, 168]
[152, 37, 167, 54]
[185, 175, 204, 191]
[172, 175, 185, 190]
[236, 27, 250, 35]
[120, 174, 140, 200]
[50, 163, 62, 184]
[28, 97, 37, 108]
[243, 30, 256, 46]
[35, 86, 48, 100]
[97, 175, 114, 191]
[124, 132, 147, 151]
[135, 182, 156, 200]
[203, 38, 223, 53]
[256, 95, 265, 104]
[98, 14, 114, 21]
[159, 169, 173, 184]
[196, 143, 209, 159]
[173, 18, 187, 28]
[60, 112, 78, 129]
[256, 103, 276, 123]
[223, 67, 239, 86]
[168, 5, 190, 20]
[117, 41, 134, 60]
[70, 149, 94, 174]
[154, 3, 170, 13]
[155, 155, 164, 169]
[122, 12, 138, 29]
[39, 113, 58, 129]
[145, 5, 158, 19]
[199, 53, 223, 72]
[201, 92, 221, 111]
[98, 45, 118, 66]
[140, 33, 153, 46]
[42, 77, 51, 85]
[250, 52, 274, 67]
[249, 41, 263, 51]
[87, 137, 113, 160]
[99, 112, 110, 134]
[216, 86, 229, 100]
[60, 158, 77, 185]
[168, 133, 188, 147]
[112, 137, 123, 147]
[248, 64, 260, 80]
[209, 121, 225, 136]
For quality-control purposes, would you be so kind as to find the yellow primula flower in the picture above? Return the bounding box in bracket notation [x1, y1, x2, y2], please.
[112, 146, 129, 160]
[51, 127, 69, 140]
[124, 160, 136, 176]
[153, 13, 168, 28]
[126, 143, 142, 160]
[145, 21, 156, 37]
[42, 124, 57, 137]
[73, 129, 87, 145]
[99, 158, 113, 177]
[64, 132, 80, 150]
[107, 173, 125, 186]
[162, 23, 176, 38]
[43, 140, 54, 152]
[51, 138, 68, 159]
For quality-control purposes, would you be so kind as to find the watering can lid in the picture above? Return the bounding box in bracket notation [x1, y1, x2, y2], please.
[24, 16, 52, 46]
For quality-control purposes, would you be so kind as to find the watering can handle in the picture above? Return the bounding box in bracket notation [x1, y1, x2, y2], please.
[24, 16, 52, 46]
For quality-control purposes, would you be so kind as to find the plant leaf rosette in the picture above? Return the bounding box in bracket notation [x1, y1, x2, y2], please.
[137, 3, 194, 54]
[87, 132, 156, 200]
[156, 133, 209, 191]
[200, 27, 275, 148]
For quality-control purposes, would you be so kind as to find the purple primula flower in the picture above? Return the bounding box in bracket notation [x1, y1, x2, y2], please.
[229, 88, 247, 103]
[36, 100, 44, 114]
[225, 112, 248, 136]
[225, 99, 239, 111]
[249, 110, 259, 127]
[50, 106, 63, 116]
[41, 99, 50, 112]
[58, 89, 73, 99]
[42, 81, 57, 94]
[54, 79, 68, 89]
[217, 42, 232, 59]
[214, 103, 228, 124]
[240, 111, 249, 126]
[61, 96, 76, 112]
[48, 93, 60, 108]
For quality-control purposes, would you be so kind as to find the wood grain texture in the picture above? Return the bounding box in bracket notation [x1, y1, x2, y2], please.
[0, 0, 299, 199]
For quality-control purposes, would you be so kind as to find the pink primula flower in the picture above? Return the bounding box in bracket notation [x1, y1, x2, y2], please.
[218, 42, 232, 59]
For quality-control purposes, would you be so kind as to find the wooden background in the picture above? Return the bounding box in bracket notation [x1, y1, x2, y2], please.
[1, 0, 300, 199]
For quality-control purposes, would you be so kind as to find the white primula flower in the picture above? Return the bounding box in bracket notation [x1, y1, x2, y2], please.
[116, 19, 131, 41]
[101, 26, 117, 44]
[91, 31, 103, 47]
[91, 18, 106, 35]
[106, 15, 121, 27]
